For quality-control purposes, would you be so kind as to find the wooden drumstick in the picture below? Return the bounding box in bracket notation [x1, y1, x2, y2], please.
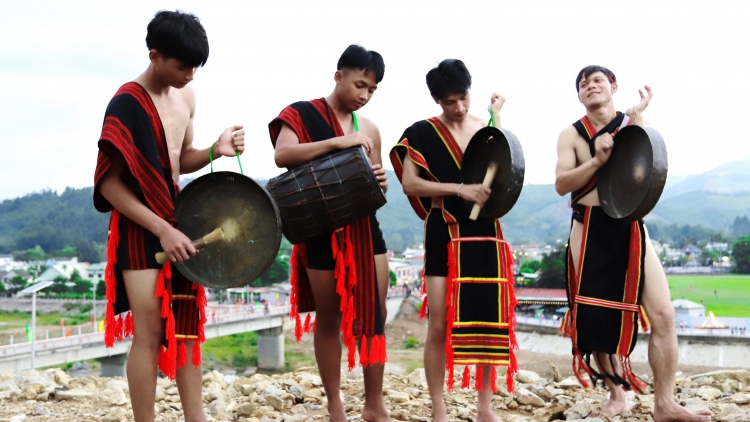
[155, 227, 225, 265]
[469, 161, 498, 221]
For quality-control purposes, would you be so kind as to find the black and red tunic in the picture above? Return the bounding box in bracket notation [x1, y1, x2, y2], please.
[93, 82, 207, 379]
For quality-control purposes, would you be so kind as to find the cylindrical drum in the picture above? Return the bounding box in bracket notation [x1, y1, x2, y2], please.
[266, 146, 387, 244]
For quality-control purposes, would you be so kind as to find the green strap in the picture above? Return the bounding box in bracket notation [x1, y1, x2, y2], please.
[209, 142, 244, 174]
[352, 112, 359, 132]
[488, 109, 496, 128]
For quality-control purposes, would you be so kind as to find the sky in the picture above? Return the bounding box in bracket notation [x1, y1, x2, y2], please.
[1, 0, 749, 201]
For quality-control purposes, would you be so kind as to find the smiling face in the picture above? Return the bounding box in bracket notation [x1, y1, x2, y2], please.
[577, 71, 617, 109]
[435, 90, 471, 122]
[334, 68, 378, 111]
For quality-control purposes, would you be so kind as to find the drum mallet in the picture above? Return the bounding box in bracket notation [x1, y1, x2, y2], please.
[469, 161, 498, 221]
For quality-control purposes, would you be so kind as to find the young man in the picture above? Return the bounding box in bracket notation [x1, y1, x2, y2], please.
[555, 65, 711, 422]
[269, 44, 390, 422]
[93, 11, 244, 422]
[391, 59, 515, 422]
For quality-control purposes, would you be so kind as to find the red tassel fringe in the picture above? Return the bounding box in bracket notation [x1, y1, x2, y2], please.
[359, 337, 369, 367]
[460, 365, 471, 390]
[419, 296, 428, 320]
[303, 313, 312, 334]
[177, 341, 187, 368]
[103, 210, 120, 348]
[474, 365, 483, 391]
[192, 340, 202, 366]
[444, 241, 458, 392]
[123, 311, 134, 338]
[289, 245, 302, 343]
[490, 366, 498, 393]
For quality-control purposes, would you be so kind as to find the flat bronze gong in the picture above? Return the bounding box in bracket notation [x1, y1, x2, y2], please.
[461, 126, 525, 220]
[173, 172, 282, 289]
[598, 125, 668, 221]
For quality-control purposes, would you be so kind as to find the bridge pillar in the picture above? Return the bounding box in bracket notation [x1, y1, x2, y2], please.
[257, 326, 284, 370]
[98, 352, 128, 377]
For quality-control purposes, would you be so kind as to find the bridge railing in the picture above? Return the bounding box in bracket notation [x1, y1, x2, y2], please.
[0, 305, 290, 352]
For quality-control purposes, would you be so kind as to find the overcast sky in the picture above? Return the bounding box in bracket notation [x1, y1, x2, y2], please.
[1, 0, 748, 200]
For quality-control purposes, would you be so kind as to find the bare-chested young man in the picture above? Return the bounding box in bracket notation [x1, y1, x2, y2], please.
[555, 65, 711, 422]
[392, 59, 513, 422]
[94, 11, 244, 422]
[269, 45, 390, 422]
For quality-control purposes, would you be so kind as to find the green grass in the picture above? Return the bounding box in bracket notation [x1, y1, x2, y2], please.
[202, 332, 258, 362]
[668, 275, 750, 317]
[0, 310, 92, 330]
[284, 351, 315, 372]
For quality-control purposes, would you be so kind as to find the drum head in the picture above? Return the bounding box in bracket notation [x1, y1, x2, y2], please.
[598, 125, 668, 221]
[461, 127, 525, 220]
[173, 172, 282, 289]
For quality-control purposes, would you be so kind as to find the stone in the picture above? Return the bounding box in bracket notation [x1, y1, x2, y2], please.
[515, 388, 545, 407]
[208, 399, 228, 417]
[690, 370, 750, 385]
[408, 369, 427, 387]
[697, 386, 723, 401]
[296, 373, 322, 386]
[236, 402, 257, 416]
[103, 407, 128, 422]
[715, 403, 746, 422]
[265, 393, 284, 411]
[288, 384, 304, 400]
[31, 404, 48, 415]
[206, 381, 227, 402]
[515, 370, 543, 385]
[682, 397, 710, 412]
[731, 392, 750, 404]
[411, 417, 430, 422]
[563, 398, 594, 420]
[387, 389, 410, 403]
[303, 388, 322, 399]
[204, 371, 228, 389]
[109, 387, 128, 405]
[106, 379, 129, 391]
[55, 389, 96, 401]
[556, 377, 581, 389]
[638, 394, 655, 415]
[155, 386, 166, 401]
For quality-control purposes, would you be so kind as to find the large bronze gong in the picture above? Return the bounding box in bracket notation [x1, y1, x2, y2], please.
[172, 172, 282, 289]
[461, 127, 525, 220]
[598, 125, 668, 221]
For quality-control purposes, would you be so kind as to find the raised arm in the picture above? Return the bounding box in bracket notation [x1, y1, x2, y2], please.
[273, 123, 374, 168]
[554, 126, 608, 196]
[179, 88, 245, 174]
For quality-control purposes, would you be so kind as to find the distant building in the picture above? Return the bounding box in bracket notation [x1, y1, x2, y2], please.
[681, 244, 702, 258]
[36, 257, 91, 282]
[388, 259, 421, 285]
[0, 255, 30, 272]
[87, 262, 107, 285]
[671, 299, 705, 318]
[0, 269, 32, 285]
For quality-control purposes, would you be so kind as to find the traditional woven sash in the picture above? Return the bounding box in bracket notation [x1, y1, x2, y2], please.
[268, 99, 386, 369]
[93, 82, 207, 380]
[560, 112, 649, 392]
[391, 117, 518, 392]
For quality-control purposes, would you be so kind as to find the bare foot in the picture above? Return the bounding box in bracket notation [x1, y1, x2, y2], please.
[362, 399, 391, 422]
[327, 400, 348, 422]
[477, 408, 502, 422]
[431, 400, 448, 422]
[591, 395, 629, 419]
[654, 401, 712, 422]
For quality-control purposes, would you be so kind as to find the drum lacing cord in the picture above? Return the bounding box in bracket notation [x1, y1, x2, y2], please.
[328, 155, 354, 218]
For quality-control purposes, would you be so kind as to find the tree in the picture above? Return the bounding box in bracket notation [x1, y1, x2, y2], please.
[6, 276, 29, 295]
[49, 276, 71, 294]
[389, 270, 397, 287]
[255, 254, 290, 287]
[700, 249, 720, 266]
[732, 216, 750, 237]
[12, 245, 48, 262]
[520, 260, 541, 274]
[537, 249, 566, 289]
[96, 279, 106, 298]
[732, 235, 750, 274]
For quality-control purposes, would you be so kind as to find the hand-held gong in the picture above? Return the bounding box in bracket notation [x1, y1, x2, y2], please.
[155, 227, 225, 265]
[469, 161, 498, 221]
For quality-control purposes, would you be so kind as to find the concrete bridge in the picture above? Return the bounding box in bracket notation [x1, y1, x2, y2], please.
[0, 305, 290, 376]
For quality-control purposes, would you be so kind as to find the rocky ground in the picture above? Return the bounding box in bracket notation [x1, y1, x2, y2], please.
[2, 365, 750, 422]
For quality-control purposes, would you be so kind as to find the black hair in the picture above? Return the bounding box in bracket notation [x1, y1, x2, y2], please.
[575, 65, 616, 92]
[337, 44, 385, 83]
[426, 59, 472, 100]
[146, 10, 209, 67]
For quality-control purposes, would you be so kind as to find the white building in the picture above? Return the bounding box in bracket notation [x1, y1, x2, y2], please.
[388, 259, 421, 286]
[671, 299, 705, 317]
[87, 262, 107, 285]
[0, 254, 30, 272]
[36, 257, 91, 282]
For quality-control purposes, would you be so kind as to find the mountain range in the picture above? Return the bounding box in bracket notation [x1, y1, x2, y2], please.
[1, 158, 749, 258]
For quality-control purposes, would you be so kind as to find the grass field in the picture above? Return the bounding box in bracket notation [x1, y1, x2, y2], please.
[668, 275, 750, 317]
